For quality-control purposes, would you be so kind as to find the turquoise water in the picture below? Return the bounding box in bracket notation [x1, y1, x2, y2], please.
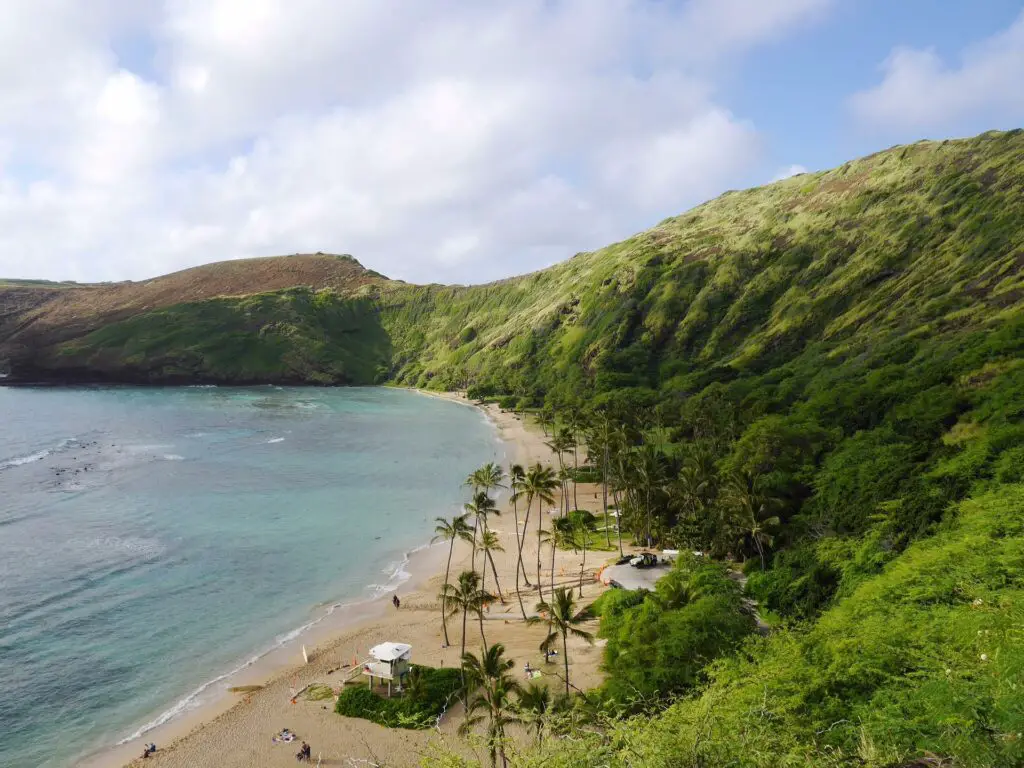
[0, 386, 500, 768]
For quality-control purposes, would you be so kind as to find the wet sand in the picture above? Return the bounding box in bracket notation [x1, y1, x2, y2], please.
[93, 392, 622, 768]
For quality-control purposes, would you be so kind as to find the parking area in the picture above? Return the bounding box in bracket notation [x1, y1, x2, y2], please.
[600, 562, 672, 591]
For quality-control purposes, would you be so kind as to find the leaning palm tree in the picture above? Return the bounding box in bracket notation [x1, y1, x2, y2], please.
[508, 463, 529, 585]
[517, 681, 552, 745]
[508, 464, 532, 620]
[479, 529, 506, 603]
[722, 471, 780, 570]
[439, 570, 495, 660]
[522, 463, 558, 602]
[532, 587, 594, 695]
[461, 643, 521, 768]
[464, 490, 500, 570]
[432, 514, 473, 646]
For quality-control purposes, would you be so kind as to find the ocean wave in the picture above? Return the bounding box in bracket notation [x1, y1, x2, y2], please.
[265, 437, 285, 444]
[0, 437, 79, 471]
[116, 540, 440, 745]
[162, 454, 185, 461]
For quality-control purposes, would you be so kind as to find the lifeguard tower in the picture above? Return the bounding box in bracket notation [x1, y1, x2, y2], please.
[363, 642, 412, 697]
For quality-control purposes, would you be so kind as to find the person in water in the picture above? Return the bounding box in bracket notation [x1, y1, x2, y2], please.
[392, 594, 401, 609]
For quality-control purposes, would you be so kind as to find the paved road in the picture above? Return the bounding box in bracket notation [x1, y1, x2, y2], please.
[602, 562, 672, 591]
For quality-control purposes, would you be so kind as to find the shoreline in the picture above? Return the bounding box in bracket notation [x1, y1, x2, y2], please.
[84, 388, 609, 768]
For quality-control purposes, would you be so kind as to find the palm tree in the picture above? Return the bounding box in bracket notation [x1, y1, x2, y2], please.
[517, 681, 552, 745]
[585, 412, 615, 548]
[569, 511, 595, 597]
[479, 529, 506, 603]
[539, 523, 561, 597]
[508, 463, 531, 620]
[522, 463, 558, 602]
[467, 462, 505, 498]
[464, 491, 500, 570]
[432, 514, 473, 646]
[439, 570, 496, 660]
[465, 463, 506, 563]
[545, 430, 574, 515]
[538, 407, 554, 438]
[608, 424, 632, 557]
[532, 587, 594, 695]
[634, 442, 666, 548]
[565, 409, 584, 511]
[722, 471, 781, 570]
[461, 643, 521, 768]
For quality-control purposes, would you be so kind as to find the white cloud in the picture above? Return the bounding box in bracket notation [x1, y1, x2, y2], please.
[0, 0, 830, 285]
[850, 10, 1024, 132]
[771, 164, 808, 182]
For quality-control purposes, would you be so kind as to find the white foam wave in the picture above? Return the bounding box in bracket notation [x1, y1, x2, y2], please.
[117, 652, 260, 744]
[162, 454, 185, 461]
[116, 539, 440, 746]
[266, 437, 285, 444]
[0, 436, 79, 471]
[0, 449, 51, 470]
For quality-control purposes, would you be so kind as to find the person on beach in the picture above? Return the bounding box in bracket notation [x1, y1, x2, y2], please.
[392, 594, 401, 609]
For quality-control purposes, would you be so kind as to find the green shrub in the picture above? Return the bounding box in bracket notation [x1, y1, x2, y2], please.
[599, 557, 754, 702]
[334, 665, 462, 729]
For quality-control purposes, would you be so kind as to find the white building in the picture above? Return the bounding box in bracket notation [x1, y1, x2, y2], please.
[363, 642, 412, 697]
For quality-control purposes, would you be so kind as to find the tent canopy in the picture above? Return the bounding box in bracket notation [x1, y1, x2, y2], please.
[368, 642, 412, 662]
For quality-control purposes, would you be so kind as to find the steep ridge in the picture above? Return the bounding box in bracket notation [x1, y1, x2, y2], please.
[1, 129, 1022, 388]
[378, 129, 1024, 398]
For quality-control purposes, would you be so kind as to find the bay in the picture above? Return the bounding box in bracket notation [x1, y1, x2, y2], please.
[0, 385, 500, 768]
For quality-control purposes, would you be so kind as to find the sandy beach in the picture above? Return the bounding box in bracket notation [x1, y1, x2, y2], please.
[91, 391, 623, 768]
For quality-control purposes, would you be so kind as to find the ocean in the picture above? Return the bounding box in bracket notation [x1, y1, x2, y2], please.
[0, 385, 501, 768]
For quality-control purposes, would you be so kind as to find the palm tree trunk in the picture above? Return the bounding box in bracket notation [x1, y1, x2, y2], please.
[512, 497, 530, 586]
[572, 444, 579, 511]
[516, 501, 532, 620]
[442, 540, 454, 646]
[461, 605, 468, 660]
[471, 515, 480, 571]
[578, 535, 587, 597]
[550, 524, 557, 596]
[536, 498, 544, 602]
[478, 607, 487, 647]
[487, 548, 504, 603]
[612, 487, 624, 557]
[562, 631, 570, 695]
[602, 447, 611, 548]
[646, 485, 653, 548]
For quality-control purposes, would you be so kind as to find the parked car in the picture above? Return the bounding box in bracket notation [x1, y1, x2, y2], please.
[629, 552, 658, 568]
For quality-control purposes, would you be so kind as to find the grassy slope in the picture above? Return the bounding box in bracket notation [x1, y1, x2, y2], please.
[514, 483, 1024, 767]
[380, 129, 1024, 396]
[2, 130, 1021, 387]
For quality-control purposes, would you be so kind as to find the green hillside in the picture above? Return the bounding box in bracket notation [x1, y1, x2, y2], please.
[378, 129, 1023, 402]
[3, 130, 1021, 390]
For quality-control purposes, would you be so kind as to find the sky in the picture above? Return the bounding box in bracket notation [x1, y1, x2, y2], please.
[1, 1, 1022, 285]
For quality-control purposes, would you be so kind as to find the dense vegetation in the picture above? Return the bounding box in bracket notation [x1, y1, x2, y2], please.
[44, 289, 391, 384]
[335, 665, 462, 729]
[594, 556, 755, 702]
